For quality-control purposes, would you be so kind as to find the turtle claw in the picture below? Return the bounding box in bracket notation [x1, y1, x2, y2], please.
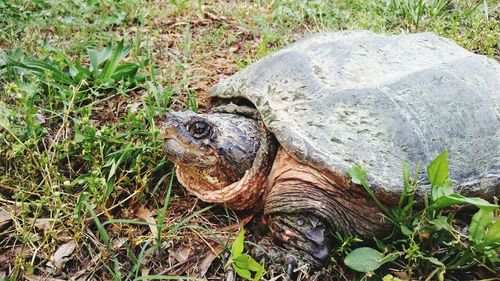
[286, 255, 298, 279]
[269, 213, 331, 265]
[251, 239, 310, 280]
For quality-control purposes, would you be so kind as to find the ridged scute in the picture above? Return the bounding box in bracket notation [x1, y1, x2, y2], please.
[210, 31, 500, 202]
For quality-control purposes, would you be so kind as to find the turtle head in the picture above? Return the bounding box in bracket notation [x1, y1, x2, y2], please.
[160, 110, 261, 189]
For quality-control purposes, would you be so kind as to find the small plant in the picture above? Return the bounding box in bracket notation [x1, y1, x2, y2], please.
[345, 151, 499, 278]
[226, 228, 265, 281]
[1, 41, 148, 91]
[385, 0, 453, 29]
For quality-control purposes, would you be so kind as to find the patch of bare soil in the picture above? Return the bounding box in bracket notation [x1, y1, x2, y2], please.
[149, 3, 266, 110]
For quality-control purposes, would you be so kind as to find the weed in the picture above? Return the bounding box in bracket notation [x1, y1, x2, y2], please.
[226, 228, 265, 281]
[2, 42, 148, 91]
[346, 151, 499, 278]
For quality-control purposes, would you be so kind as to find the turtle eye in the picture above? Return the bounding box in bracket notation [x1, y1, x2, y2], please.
[188, 121, 211, 139]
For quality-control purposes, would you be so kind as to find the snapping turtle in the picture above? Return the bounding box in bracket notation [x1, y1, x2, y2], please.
[161, 31, 499, 270]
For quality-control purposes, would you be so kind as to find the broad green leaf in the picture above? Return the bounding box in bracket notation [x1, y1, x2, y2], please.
[430, 193, 498, 211]
[429, 216, 452, 232]
[231, 228, 245, 256]
[423, 256, 445, 267]
[21, 60, 73, 85]
[253, 267, 265, 281]
[431, 180, 453, 201]
[400, 225, 413, 236]
[73, 61, 92, 82]
[233, 254, 263, 272]
[87, 43, 112, 75]
[110, 62, 139, 81]
[231, 254, 264, 281]
[427, 151, 448, 188]
[469, 209, 493, 243]
[99, 40, 130, 82]
[483, 220, 500, 246]
[233, 254, 251, 268]
[348, 165, 368, 186]
[402, 161, 411, 192]
[344, 247, 392, 273]
[233, 265, 252, 280]
[246, 258, 264, 274]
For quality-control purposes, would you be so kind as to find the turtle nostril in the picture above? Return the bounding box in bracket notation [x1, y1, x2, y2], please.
[164, 112, 175, 120]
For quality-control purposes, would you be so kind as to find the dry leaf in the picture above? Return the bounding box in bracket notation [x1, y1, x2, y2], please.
[0, 207, 11, 228]
[196, 244, 224, 277]
[112, 237, 129, 249]
[24, 274, 66, 281]
[136, 205, 158, 236]
[27, 218, 52, 231]
[228, 45, 239, 53]
[171, 245, 192, 263]
[220, 215, 254, 232]
[391, 269, 410, 280]
[47, 240, 77, 273]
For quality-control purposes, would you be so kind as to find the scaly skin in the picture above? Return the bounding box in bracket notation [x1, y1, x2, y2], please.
[160, 105, 387, 277]
[265, 149, 388, 238]
[160, 107, 277, 209]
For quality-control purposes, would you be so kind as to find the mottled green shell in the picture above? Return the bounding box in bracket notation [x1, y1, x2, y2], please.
[210, 31, 500, 202]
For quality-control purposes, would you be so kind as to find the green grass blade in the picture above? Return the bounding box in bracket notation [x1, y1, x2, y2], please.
[88, 43, 113, 76]
[157, 167, 175, 245]
[83, 200, 110, 247]
[98, 40, 130, 83]
[167, 205, 213, 235]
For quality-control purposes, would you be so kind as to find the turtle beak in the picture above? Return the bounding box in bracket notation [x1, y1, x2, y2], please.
[160, 111, 175, 136]
[159, 110, 217, 159]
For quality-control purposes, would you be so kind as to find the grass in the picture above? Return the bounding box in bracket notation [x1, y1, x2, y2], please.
[0, 0, 499, 280]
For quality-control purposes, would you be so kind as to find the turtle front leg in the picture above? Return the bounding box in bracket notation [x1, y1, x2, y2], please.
[252, 213, 330, 278]
[255, 156, 391, 277]
[256, 182, 386, 278]
[265, 181, 387, 238]
[253, 149, 389, 277]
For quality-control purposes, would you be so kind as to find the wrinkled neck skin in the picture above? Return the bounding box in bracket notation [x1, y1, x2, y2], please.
[161, 108, 278, 210]
[264, 149, 389, 238]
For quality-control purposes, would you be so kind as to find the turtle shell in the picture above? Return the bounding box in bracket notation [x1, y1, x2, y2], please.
[210, 31, 500, 203]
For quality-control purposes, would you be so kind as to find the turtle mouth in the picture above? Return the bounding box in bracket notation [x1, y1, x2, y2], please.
[163, 137, 218, 167]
